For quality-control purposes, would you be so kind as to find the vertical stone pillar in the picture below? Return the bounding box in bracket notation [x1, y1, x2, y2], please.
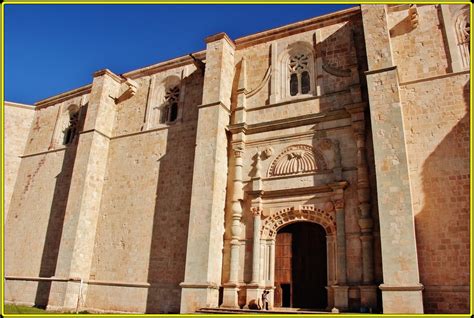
[268, 239, 276, 309]
[245, 151, 264, 306]
[361, 5, 423, 313]
[250, 207, 262, 284]
[329, 182, 348, 311]
[346, 104, 377, 309]
[222, 144, 244, 308]
[245, 205, 262, 307]
[180, 33, 235, 313]
[47, 69, 122, 311]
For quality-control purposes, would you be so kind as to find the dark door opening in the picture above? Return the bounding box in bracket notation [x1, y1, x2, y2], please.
[274, 222, 327, 310]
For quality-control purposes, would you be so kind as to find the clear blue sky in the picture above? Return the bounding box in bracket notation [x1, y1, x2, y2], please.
[5, 4, 355, 104]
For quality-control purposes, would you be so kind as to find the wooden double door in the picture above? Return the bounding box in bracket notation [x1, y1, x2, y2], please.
[274, 222, 327, 309]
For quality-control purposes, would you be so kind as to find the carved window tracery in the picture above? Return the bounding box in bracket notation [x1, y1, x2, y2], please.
[288, 53, 311, 96]
[277, 42, 316, 101]
[160, 85, 180, 123]
[455, 9, 470, 68]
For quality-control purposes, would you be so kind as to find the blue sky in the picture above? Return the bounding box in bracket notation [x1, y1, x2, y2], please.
[5, 4, 355, 104]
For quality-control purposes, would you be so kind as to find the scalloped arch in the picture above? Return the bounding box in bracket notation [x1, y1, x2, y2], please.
[267, 144, 327, 177]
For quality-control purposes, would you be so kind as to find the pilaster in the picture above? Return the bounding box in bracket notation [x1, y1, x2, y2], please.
[180, 32, 235, 313]
[361, 4, 423, 313]
[47, 69, 121, 311]
[329, 182, 349, 311]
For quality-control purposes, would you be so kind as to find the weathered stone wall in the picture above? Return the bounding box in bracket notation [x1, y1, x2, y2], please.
[5, 93, 88, 307]
[4, 102, 35, 219]
[380, 4, 469, 314]
[85, 67, 202, 313]
[5, 4, 469, 315]
[400, 73, 470, 313]
[387, 5, 450, 83]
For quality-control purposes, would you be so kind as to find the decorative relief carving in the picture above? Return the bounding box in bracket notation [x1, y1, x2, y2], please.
[250, 207, 263, 216]
[324, 201, 335, 213]
[267, 144, 327, 177]
[233, 145, 244, 158]
[263, 147, 273, 159]
[334, 199, 344, 210]
[261, 205, 336, 239]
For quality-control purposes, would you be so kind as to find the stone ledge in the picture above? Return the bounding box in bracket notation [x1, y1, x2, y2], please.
[379, 283, 424, 291]
[399, 69, 470, 87]
[364, 65, 397, 76]
[180, 282, 219, 289]
[197, 101, 231, 113]
[35, 84, 92, 109]
[20, 147, 67, 158]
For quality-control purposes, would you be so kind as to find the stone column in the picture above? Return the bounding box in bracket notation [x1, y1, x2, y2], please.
[346, 104, 377, 309]
[361, 5, 423, 313]
[47, 69, 122, 311]
[268, 239, 276, 309]
[329, 182, 348, 311]
[245, 206, 262, 307]
[180, 33, 235, 313]
[222, 145, 244, 308]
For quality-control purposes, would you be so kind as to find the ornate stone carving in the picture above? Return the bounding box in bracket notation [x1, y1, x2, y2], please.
[324, 201, 335, 213]
[250, 207, 262, 216]
[268, 144, 327, 177]
[261, 205, 336, 239]
[334, 199, 344, 210]
[263, 147, 273, 159]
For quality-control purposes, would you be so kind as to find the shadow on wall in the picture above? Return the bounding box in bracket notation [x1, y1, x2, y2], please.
[34, 104, 88, 308]
[415, 80, 470, 314]
[145, 69, 202, 314]
[314, 16, 360, 100]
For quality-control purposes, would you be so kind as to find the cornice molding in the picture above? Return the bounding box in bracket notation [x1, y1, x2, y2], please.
[35, 84, 92, 109]
[234, 6, 360, 49]
[123, 50, 206, 79]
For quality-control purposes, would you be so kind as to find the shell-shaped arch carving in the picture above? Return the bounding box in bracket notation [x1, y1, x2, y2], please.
[267, 144, 327, 177]
[261, 205, 336, 239]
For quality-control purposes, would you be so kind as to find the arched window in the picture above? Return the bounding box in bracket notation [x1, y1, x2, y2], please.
[63, 110, 79, 145]
[278, 42, 316, 101]
[288, 53, 311, 96]
[455, 9, 470, 68]
[160, 85, 180, 123]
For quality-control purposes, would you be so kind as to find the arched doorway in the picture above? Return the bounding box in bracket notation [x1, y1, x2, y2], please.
[274, 222, 327, 310]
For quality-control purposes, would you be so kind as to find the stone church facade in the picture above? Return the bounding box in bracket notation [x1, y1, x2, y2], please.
[4, 4, 470, 314]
